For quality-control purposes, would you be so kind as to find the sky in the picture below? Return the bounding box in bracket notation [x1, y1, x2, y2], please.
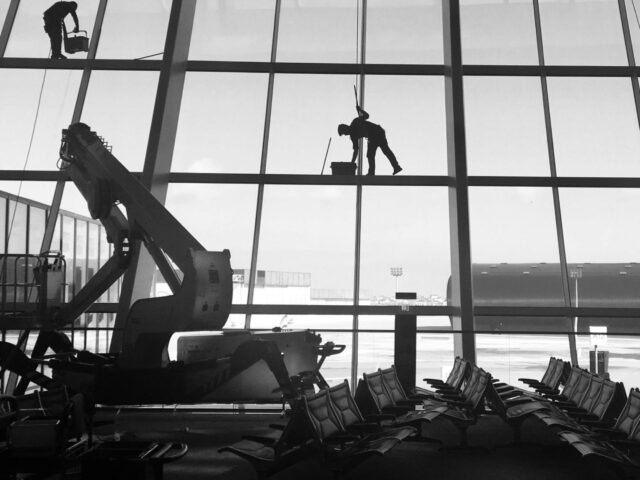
[2, 0, 640, 303]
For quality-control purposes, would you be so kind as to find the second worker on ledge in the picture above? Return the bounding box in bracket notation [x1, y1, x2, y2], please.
[338, 106, 402, 176]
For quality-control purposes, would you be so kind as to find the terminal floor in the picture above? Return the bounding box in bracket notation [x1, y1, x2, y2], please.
[88, 408, 640, 480]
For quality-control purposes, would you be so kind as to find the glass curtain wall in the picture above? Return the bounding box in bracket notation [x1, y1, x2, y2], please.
[2, 0, 640, 393]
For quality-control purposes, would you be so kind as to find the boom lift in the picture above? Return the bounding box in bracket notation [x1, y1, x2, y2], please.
[1, 123, 342, 404]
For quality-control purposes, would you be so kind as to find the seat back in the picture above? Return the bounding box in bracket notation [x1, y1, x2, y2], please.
[627, 414, 640, 442]
[363, 371, 395, 412]
[578, 375, 604, 412]
[559, 367, 581, 399]
[464, 369, 491, 412]
[559, 361, 572, 385]
[460, 366, 482, 399]
[449, 359, 471, 390]
[588, 379, 617, 419]
[613, 388, 640, 436]
[328, 380, 365, 428]
[380, 366, 408, 404]
[567, 370, 592, 405]
[539, 357, 557, 386]
[444, 357, 463, 385]
[303, 389, 345, 443]
[484, 378, 507, 417]
[545, 358, 566, 390]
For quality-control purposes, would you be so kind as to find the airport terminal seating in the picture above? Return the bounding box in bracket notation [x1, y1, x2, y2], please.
[355, 365, 492, 448]
[556, 389, 640, 477]
[531, 375, 626, 432]
[519, 357, 570, 395]
[219, 399, 313, 478]
[220, 380, 415, 477]
[413, 357, 470, 398]
[302, 388, 415, 476]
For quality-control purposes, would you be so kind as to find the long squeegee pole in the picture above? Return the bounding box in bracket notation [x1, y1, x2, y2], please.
[353, 84, 359, 110]
[321, 137, 332, 175]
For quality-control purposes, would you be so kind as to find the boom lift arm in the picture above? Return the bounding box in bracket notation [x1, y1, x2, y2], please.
[57, 123, 233, 367]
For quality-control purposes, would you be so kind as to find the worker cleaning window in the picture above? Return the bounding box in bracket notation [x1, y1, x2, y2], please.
[43, 1, 79, 60]
[338, 105, 402, 176]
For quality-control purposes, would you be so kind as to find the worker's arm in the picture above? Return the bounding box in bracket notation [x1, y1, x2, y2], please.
[70, 10, 79, 32]
[356, 106, 369, 120]
[351, 137, 359, 163]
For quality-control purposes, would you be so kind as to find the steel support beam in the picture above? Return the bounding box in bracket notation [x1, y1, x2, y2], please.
[532, 0, 578, 365]
[110, 0, 196, 353]
[443, 0, 475, 363]
[0, 0, 19, 58]
[246, 0, 282, 329]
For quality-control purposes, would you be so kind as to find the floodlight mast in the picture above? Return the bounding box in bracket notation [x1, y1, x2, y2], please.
[57, 122, 233, 367]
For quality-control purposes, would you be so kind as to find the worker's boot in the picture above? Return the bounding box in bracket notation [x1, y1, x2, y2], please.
[52, 53, 67, 59]
[393, 165, 403, 175]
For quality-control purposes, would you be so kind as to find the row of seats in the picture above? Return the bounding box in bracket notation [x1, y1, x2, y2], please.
[220, 378, 419, 477]
[221, 357, 640, 478]
[220, 362, 495, 476]
[488, 362, 640, 476]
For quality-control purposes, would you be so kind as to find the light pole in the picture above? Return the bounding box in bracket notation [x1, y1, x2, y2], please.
[390, 267, 403, 294]
[570, 266, 583, 334]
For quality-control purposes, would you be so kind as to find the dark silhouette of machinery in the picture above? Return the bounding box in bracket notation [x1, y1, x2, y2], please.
[0, 123, 342, 404]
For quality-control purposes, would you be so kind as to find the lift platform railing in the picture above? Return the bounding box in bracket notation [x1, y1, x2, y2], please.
[0, 253, 66, 329]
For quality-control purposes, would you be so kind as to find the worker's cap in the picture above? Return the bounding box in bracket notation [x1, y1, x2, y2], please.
[337, 124, 349, 136]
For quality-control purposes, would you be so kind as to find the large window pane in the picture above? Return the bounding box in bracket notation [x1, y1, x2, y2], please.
[165, 184, 258, 304]
[465, 76, 549, 176]
[361, 187, 450, 301]
[548, 77, 640, 177]
[256, 185, 355, 304]
[28, 206, 46, 254]
[561, 188, 640, 308]
[81, 71, 159, 170]
[0, 69, 81, 171]
[7, 201, 26, 254]
[357, 332, 394, 378]
[416, 332, 454, 386]
[461, 0, 538, 65]
[189, 0, 275, 61]
[366, 0, 443, 64]
[5, 0, 98, 59]
[540, 0, 627, 66]
[267, 74, 355, 174]
[476, 333, 572, 386]
[365, 76, 447, 175]
[320, 331, 352, 386]
[277, 0, 357, 63]
[173, 73, 268, 173]
[97, 0, 169, 60]
[469, 188, 563, 306]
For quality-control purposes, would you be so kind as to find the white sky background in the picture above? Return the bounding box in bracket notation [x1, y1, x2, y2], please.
[2, 0, 640, 301]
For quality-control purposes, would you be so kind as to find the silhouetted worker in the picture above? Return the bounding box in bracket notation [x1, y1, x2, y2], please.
[43, 1, 79, 60]
[338, 106, 402, 176]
